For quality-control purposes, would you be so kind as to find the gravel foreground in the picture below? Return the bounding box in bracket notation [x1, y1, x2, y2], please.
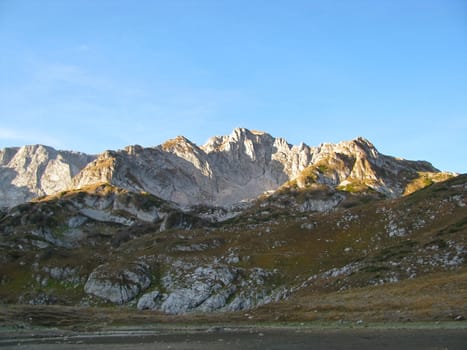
[1, 325, 466, 350]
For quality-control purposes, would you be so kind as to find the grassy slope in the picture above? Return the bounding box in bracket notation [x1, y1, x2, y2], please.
[253, 268, 467, 322]
[0, 175, 465, 324]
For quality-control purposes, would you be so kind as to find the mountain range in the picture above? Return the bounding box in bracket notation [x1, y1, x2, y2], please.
[0, 128, 465, 324]
[0, 127, 448, 210]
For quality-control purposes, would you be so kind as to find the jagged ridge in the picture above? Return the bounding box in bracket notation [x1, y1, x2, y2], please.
[0, 128, 447, 209]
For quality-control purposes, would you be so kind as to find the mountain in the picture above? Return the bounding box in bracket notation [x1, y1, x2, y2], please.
[0, 128, 464, 324]
[72, 129, 313, 208]
[0, 128, 448, 210]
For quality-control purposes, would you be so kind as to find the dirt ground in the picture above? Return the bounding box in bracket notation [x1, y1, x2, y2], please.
[1, 327, 467, 350]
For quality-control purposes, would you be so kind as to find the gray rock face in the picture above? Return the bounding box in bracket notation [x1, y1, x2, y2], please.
[29, 227, 82, 249]
[200, 129, 312, 206]
[0, 145, 94, 208]
[1, 128, 440, 209]
[84, 262, 151, 304]
[73, 128, 422, 208]
[300, 193, 346, 212]
[43, 266, 80, 284]
[159, 265, 238, 314]
[147, 263, 287, 315]
[68, 184, 171, 227]
[307, 137, 438, 197]
[197, 287, 236, 312]
[71, 129, 314, 208]
[137, 291, 161, 310]
[161, 282, 213, 314]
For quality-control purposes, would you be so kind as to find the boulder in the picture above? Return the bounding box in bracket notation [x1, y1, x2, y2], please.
[159, 265, 238, 314]
[84, 262, 151, 304]
[161, 281, 212, 314]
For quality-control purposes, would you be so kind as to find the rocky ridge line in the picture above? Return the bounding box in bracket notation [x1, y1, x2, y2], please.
[0, 128, 442, 209]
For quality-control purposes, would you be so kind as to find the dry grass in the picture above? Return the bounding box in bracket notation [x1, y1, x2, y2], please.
[1, 268, 465, 329]
[253, 268, 467, 322]
[403, 171, 454, 196]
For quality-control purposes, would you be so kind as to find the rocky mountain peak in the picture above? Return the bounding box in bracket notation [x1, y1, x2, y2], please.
[202, 128, 275, 154]
[161, 136, 196, 152]
[123, 144, 144, 155]
[230, 127, 273, 142]
[345, 137, 380, 161]
[72, 151, 117, 190]
[313, 137, 377, 161]
[0, 145, 95, 208]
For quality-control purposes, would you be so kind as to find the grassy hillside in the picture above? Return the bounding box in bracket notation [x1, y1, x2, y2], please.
[0, 175, 465, 323]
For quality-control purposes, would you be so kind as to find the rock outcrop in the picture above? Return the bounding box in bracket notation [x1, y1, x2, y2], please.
[0, 145, 94, 208]
[84, 262, 152, 304]
[304, 137, 439, 197]
[136, 291, 161, 310]
[132, 263, 288, 314]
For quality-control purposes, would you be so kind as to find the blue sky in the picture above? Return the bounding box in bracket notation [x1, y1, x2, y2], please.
[1, 0, 466, 173]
